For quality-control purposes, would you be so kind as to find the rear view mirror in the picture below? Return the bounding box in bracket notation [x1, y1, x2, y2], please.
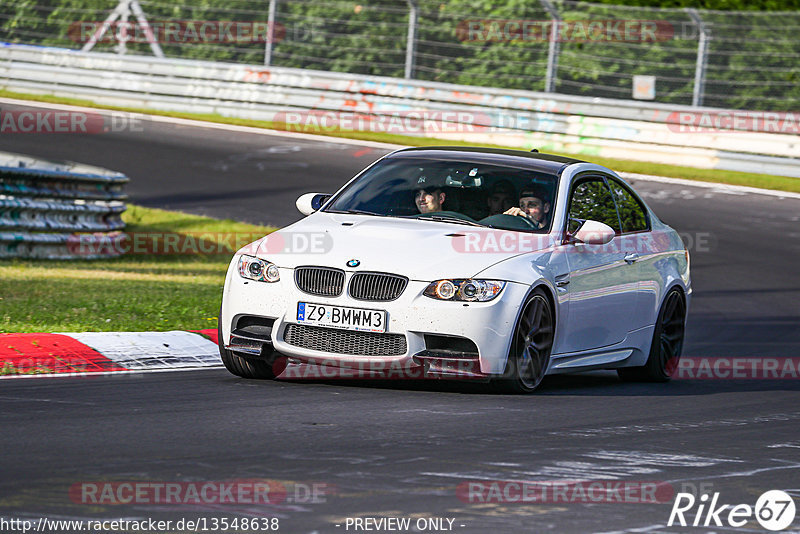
[296, 193, 331, 215]
[572, 220, 615, 245]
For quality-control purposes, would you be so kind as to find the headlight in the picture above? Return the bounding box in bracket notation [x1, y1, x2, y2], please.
[423, 279, 505, 302]
[238, 255, 280, 283]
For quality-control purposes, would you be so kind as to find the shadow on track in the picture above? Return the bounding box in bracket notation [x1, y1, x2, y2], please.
[219, 370, 800, 396]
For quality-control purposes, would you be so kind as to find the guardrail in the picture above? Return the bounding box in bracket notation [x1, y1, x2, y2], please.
[0, 43, 798, 178]
[0, 150, 128, 259]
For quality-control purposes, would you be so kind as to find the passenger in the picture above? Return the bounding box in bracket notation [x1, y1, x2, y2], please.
[486, 179, 516, 215]
[504, 185, 551, 229]
[414, 175, 446, 214]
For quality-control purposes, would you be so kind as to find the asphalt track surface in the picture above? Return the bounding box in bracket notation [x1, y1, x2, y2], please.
[1, 103, 800, 533]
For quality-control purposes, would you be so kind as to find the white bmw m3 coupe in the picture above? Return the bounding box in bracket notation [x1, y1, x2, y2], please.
[219, 147, 690, 393]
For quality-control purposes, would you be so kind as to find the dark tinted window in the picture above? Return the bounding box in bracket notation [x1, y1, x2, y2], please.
[568, 179, 621, 234]
[607, 179, 649, 233]
[324, 158, 559, 232]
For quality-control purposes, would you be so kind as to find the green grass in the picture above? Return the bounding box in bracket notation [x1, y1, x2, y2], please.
[0, 205, 275, 333]
[2, 89, 798, 194]
[0, 362, 53, 375]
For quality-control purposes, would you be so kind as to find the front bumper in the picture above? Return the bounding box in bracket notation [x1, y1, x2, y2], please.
[220, 260, 530, 376]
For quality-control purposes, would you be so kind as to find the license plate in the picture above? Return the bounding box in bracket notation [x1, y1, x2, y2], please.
[296, 302, 387, 333]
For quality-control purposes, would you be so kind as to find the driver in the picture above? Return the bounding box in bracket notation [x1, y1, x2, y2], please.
[504, 185, 551, 229]
[414, 175, 446, 214]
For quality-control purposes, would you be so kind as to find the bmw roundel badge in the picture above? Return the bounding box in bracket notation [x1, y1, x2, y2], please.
[346, 259, 360, 268]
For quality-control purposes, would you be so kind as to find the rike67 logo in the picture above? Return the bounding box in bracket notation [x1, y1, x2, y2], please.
[668, 490, 796, 531]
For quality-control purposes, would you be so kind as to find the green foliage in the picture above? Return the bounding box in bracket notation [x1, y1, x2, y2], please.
[274, 0, 408, 76]
[607, 181, 648, 233]
[587, 0, 800, 9]
[1, 0, 798, 109]
[0, 0, 800, 110]
[568, 179, 621, 232]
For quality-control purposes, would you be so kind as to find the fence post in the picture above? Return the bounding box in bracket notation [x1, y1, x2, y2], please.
[264, 0, 277, 66]
[687, 8, 709, 107]
[81, 0, 163, 58]
[539, 0, 560, 93]
[129, 0, 164, 58]
[405, 0, 418, 79]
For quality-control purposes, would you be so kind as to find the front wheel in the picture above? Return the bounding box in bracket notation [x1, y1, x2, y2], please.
[618, 288, 686, 382]
[218, 312, 286, 379]
[495, 289, 554, 394]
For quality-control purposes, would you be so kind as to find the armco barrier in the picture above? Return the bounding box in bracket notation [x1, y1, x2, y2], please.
[0, 43, 798, 177]
[0, 151, 128, 259]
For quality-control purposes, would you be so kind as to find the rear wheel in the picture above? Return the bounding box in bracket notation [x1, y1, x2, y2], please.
[495, 289, 554, 394]
[218, 312, 286, 379]
[618, 288, 686, 382]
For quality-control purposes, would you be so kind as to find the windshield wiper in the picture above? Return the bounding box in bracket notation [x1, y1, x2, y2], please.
[413, 215, 484, 227]
[332, 209, 385, 216]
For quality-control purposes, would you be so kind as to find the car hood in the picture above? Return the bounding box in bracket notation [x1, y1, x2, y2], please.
[252, 213, 554, 280]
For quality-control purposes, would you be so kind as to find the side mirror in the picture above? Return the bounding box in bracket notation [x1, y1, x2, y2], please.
[296, 193, 331, 216]
[572, 220, 615, 245]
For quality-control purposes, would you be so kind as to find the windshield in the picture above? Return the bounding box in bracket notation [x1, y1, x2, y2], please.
[325, 157, 559, 232]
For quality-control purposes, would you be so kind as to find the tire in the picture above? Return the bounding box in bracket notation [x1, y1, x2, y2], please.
[494, 288, 555, 394]
[218, 312, 286, 380]
[618, 288, 686, 383]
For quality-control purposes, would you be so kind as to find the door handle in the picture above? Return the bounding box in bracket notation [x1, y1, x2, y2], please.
[624, 253, 640, 264]
[555, 274, 570, 287]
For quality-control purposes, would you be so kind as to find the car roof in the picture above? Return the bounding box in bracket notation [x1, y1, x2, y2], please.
[386, 146, 586, 175]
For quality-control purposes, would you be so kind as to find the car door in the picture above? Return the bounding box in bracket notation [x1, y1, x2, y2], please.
[605, 176, 658, 331]
[555, 175, 640, 354]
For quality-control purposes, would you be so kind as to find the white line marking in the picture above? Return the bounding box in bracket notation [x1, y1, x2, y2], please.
[584, 451, 742, 467]
[0, 395, 97, 405]
[0, 365, 223, 380]
[0, 97, 404, 150]
[665, 461, 800, 484]
[620, 171, 800, 200]
[549, 412, 800, 438]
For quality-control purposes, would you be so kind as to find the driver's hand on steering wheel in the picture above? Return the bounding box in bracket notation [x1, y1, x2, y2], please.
[503, 207, 528, 218]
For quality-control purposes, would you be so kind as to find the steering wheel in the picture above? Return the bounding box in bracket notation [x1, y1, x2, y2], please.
[516, 214, 540, 229]
[412, 210, 478, 223]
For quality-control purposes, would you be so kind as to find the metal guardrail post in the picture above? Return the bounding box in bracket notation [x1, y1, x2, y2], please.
[264, 0, 277, 66]
[405, 0, 418, 79]
[540, 0, 561, 93]
[687, 8, 709, 108]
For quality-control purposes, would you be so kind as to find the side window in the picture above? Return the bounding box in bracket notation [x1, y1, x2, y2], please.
[607, 179, 649, 233]
[568, 178, 621, 234]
